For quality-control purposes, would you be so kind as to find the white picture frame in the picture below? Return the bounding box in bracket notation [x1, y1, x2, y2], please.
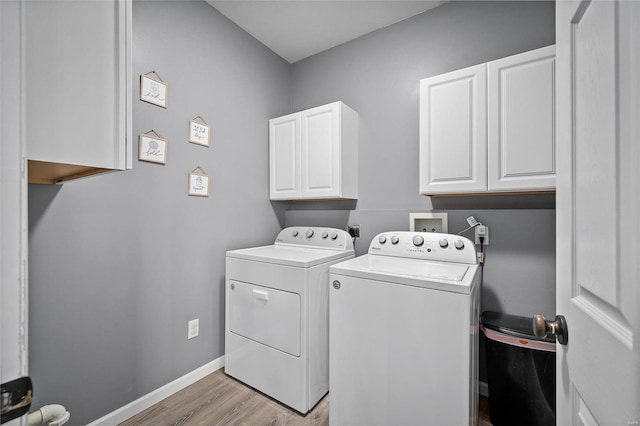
[140, 73, 168, 108]
[188, 170, 210, 197]
[189, 119, 210, 147]
[138, 133, 168, 164]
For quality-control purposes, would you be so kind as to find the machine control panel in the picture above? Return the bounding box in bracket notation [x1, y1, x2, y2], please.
[276, 227, 353, 251]
[368, 232, 477, 264]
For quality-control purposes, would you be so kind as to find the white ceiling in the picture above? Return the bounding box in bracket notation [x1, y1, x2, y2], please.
[206, 1, 446, 63]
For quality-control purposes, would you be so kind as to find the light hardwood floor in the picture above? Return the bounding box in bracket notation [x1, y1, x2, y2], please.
[120, 368, 492, 425]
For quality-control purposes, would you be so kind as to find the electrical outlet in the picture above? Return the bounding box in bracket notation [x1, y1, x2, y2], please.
[348, 225, 360, 238]
[475, 225, 489, 245]
[188, 318, 199, 339]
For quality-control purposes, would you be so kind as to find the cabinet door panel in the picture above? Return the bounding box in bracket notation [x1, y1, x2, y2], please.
[301, 103, 341, 198]
[420, 64, 487, 194]
[488, 45, 556, 191]
[269, 114, 300, 199]
[25, 0, 129, 171]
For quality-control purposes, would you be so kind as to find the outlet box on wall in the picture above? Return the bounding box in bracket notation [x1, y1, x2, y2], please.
[475, 225, 489, 245]
[188, 318, 199, 339]
[410, 212, 448, 233]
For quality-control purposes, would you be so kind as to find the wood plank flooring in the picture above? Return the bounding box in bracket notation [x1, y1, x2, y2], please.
[120, 368, 492, 425]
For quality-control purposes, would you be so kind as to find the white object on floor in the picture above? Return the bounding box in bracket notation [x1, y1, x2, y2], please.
[27, 404, 70, 426]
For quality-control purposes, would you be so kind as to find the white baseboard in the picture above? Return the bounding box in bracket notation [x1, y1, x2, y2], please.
[87, 356, 225, 426]
[479, 380, 489, 397]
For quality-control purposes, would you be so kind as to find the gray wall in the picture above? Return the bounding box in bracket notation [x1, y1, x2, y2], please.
[28, 1, 289, 424]
[28, 1, 556, 423]
[285, 1, 556, 382]
[290, 0, 556, 211]
[287, 0, 556, 315]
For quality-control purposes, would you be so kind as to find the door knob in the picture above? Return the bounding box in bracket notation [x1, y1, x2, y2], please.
[532, 314, 568, 345]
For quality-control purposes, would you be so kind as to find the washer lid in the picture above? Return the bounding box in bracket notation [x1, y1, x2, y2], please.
[330, 254, 479, 294]
[227, 244, 354, 268]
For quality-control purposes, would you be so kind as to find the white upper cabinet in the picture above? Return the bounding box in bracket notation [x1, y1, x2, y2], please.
[269, 101, 358, 200]
[419, 45, 555, 195]
[25, 0, 132, 184]
[419, 64, 487, 194]
[488, 45, 556, 191]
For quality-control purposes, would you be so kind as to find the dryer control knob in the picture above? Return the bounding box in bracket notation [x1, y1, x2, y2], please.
[331, 232, 338, 240]
[322, 231, 329, 239]
[391, 235, 399, 245]
[439, 239, 449, 248]
[412, 235, 424, 247]
[378, 235, 387, 244]
[454, 239, 465, 250]
[306, 229, 314, 238]
[292, 230, 299, 237]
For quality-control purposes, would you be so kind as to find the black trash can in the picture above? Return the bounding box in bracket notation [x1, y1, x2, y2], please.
[481, 311, 556, 426]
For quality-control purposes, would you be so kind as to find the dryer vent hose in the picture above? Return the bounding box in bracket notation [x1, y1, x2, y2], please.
[27, 404, 70, 426]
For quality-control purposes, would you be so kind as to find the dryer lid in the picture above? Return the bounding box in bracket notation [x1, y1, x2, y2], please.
[227, 244, 354, 268]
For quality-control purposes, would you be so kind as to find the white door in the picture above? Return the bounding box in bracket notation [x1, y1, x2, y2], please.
[269, 112, 300, 199]
[1, 1, 29, 424]
[300, 102, 341, 198]
[556, 1, 640, 424]
[487, 45, 556, 192]
[419, 64, 487, 195]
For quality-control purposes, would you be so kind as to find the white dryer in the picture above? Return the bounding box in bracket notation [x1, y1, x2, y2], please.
[225, 226, 354, 413]
[329, 231, 481, 426]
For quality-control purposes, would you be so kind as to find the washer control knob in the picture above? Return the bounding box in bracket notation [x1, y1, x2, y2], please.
[439, 239, 449, 248]
[412, 235, 425, 247]
[378, 235, 387, 244]
[454, 239, 465, 250]
[306, 229, 314, 238]
[391, 235, 399, 245]
[292, 230, 299, 237]
[331, 232, 338, 240]
[322, 231, 329, 239]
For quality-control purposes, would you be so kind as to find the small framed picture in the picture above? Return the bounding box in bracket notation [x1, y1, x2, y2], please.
[189, 118, 210, 147]
[140, 72, 168, 108]
[139, 133, 168, 164]
[188, 168, 210, 197]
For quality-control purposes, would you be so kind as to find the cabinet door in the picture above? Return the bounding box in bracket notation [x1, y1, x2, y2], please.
[300, 102, 341, 198]
[488, 45, 556, 191]
[25, 0, 131, 179]
[419, 64, 487, 194]
[269, 113, 300, 199]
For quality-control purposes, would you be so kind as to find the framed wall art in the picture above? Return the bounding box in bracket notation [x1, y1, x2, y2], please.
[189, 116, 210, 147]
[188, 166, 210, 197]
[138, 130, 168, 164]
[140, 71, 168, 108]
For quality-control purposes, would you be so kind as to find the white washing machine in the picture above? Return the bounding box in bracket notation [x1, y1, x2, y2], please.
[225, 226, 354, 413]
[329, 231, 481, 426]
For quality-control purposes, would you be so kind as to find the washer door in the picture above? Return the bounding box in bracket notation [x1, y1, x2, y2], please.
[228, 280, 301, 357]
